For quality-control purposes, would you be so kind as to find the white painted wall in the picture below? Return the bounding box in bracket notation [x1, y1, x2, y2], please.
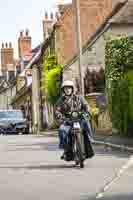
[32, 66, 41, 133]
[0, 85, 16, 109]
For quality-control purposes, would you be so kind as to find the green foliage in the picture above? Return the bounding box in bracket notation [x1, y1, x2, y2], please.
[126, 71, 133, 121]
[41, 54, 63, 105]
[111, 80, 129, 134]
[105, 36, 133, 135]
[43, 54, 58, 71]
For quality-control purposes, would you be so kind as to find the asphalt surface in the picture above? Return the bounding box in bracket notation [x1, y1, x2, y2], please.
[0, 134, 132, 200]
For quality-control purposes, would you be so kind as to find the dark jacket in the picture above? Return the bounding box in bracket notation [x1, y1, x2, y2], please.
[55, 94, 90, 125]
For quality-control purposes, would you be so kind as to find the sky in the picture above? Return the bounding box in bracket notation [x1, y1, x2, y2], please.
[0, 0, 71, 58]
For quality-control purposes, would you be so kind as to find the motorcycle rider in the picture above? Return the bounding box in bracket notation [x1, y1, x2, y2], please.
[55, 80, 94, 161]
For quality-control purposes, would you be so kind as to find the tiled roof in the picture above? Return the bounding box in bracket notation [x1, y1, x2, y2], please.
[110, 1, 133, 24]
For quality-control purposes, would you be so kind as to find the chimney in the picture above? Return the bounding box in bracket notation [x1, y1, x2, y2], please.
[55, 12, 60, 21]
[18, 29, 32, 58]
[1, 42, 14, 74]
[43, 12, 54, 40]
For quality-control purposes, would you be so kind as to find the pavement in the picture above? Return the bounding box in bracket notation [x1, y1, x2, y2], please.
[40, 130, 133, 153]
[0, 134, 132, 200]
[93, 132, 133, 152]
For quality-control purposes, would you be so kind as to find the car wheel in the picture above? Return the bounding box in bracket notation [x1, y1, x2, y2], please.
[24, 128, 30, 134]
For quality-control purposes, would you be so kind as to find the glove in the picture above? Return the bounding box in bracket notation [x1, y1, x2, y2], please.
[64, 120, 72, 126]
[84, 112, 92, 120]
[57, 113, 63, 119]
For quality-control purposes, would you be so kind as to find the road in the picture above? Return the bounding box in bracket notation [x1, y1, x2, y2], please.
[0, 134, 132, 200]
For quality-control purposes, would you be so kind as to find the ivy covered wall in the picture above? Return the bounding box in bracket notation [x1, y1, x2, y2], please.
[41, 54, 63, 105]
[105, 36, 133, 135]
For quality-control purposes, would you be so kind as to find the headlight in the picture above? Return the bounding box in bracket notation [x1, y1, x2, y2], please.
[72, 111, 79, 118]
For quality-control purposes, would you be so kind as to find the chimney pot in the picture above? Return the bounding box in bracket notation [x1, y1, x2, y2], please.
[2, 43, 4, 48]
[5, 42, 8, 48]
[50, 12, 54, 20]
[45, 11, 48, 20]
[58, 5, 64, 15]
[20, 30, 23, 37]
[9, 42, 12, 48]
[25, 29, 29, 36]
[55, 12, 60, 21]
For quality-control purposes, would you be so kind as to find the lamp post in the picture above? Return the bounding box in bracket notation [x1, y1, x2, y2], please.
[74, 0, 84, 96]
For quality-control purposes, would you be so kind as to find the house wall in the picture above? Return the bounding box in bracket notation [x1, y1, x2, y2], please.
[55, 0, 112, 65]
[107, 24, 133, 36]
[0, 85, 16, 109]
[63, 35, 106, 83]
[63, 22, 133, 83]
[32, 65, 41, 133]
[61, 7, 133, 133]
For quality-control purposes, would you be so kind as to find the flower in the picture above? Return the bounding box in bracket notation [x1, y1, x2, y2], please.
[91, 107, 99, 116]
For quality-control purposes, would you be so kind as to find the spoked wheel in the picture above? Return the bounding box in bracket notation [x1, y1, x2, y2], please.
[74, 133, 85, 168]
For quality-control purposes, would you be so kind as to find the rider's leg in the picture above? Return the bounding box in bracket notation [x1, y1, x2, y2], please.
[83, 131, 94, 158]
[81, 119, 93, 138]
[58, 125, 65, 149]
[64, 132, 74, 161]
[63, 126, 75, 161]
[81, 119, 95, 158]
[58, 124, 73, 160]
[58, 124, 66, 149]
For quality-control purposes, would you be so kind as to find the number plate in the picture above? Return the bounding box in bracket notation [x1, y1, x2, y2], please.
[73, 122, 80, 129]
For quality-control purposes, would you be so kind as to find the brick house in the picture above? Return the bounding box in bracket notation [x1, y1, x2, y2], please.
[82, 0, 133, 94]
[54, 0, 113, 66]
[62, 0, 127, 83]
[37, 0, 125, 129]
[61, 0, 128, 132]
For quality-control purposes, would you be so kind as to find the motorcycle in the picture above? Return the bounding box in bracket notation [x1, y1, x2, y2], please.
[63, 111, 91, 168]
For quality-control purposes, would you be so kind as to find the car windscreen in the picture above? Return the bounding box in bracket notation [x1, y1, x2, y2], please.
[0, 111, 23, 119]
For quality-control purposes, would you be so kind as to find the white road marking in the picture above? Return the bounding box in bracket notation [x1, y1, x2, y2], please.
[96, 155, 133, 199]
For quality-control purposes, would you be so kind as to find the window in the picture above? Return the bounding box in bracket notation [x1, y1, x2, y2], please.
[8, 71, 15, 81]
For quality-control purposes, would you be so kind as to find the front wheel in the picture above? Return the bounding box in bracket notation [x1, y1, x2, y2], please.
[74, 133, 85, 168]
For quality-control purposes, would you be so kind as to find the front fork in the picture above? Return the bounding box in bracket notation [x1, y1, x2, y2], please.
[73, 128, 85, 158]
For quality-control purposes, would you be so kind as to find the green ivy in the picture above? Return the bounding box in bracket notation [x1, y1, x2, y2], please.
[105, 35, 133, 135]
[41, 54, 63, 105]
[126, 71, 133, 121]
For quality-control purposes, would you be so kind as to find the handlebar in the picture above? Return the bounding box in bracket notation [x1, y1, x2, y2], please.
[63, 111, 92, 123]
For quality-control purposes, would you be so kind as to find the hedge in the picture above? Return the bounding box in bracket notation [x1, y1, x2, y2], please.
[105, 36, 133, 135]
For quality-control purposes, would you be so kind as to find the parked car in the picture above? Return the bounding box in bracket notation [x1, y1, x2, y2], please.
[0, 110, 29, 134]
